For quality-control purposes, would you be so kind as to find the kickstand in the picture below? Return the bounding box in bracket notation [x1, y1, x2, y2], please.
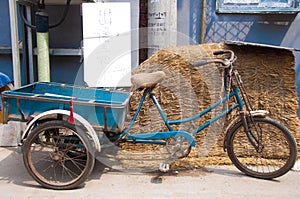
[159, 162, 170, 172]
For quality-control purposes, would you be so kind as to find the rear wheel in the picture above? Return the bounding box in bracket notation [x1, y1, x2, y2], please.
[23, 120, 95, 190]
[226, 117, 297, 179]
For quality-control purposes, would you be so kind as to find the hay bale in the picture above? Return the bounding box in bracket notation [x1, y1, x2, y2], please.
[123, 42, 300, 164]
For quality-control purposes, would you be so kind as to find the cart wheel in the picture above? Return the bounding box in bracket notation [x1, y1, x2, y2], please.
[22, 120, 95, 190]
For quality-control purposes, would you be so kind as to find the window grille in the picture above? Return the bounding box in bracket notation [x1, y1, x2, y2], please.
[217, 0, 300, 13]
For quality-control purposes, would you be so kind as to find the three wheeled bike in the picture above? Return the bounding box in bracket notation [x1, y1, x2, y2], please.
[1, 50, 297, 189]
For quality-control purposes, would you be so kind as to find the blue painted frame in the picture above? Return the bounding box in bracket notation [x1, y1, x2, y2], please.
[117, 85, 244, 147]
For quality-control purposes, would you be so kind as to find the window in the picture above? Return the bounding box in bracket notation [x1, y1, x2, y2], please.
[217, 0, 300, 13]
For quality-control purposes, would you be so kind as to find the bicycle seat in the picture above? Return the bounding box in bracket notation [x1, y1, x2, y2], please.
[131, 71, 166, 89]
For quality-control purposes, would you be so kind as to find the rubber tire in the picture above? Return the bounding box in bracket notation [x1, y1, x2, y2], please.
[226, 116, 297, 179]
[22, 120, 95, 190]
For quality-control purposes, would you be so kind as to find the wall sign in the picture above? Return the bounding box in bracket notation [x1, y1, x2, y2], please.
[82, 3, 131, 87]
[148, 0, 177, 56]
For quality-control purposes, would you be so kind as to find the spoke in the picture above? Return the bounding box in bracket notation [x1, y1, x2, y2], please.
[62, 142, 78, 154]
[53, 163, 58, 182]
[42, 161, 57, 173]
[61, 161, 72, 181]
[32, 154, 54, 165]
[30, 147, 54, 165]
[64, 154, 87, 170]
[60, 161, 80, 180]
[52, 129, 61, 148]
[30, 143, 53, 164]
[67, 151, 88, 160]
[61, 163, 65, 181]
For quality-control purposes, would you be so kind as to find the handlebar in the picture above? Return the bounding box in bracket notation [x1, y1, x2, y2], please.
[193, 50, 235, 68]
[213, 50, 226, 55]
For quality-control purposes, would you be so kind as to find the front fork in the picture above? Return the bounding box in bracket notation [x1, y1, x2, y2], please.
[240, 111, 264, 153]
[233, 70, 264, 153]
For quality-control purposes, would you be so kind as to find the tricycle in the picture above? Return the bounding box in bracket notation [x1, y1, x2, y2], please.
[2, 50, 297, 189]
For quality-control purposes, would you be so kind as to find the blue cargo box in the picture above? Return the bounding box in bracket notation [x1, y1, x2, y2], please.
[2, 82, 130, 132]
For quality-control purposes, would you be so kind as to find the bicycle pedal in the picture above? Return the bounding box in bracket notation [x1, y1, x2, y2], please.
[159, 162, 170, 172]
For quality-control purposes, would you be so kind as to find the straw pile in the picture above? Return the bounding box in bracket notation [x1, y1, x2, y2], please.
[119, 42, 299, 167]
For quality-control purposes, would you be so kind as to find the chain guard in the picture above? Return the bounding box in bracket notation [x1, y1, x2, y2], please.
[165, 136, 191, 159]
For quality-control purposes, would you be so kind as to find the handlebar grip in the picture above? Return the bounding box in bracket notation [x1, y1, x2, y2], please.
[213, 50, 225, 55]
[192, 60, 208, 67]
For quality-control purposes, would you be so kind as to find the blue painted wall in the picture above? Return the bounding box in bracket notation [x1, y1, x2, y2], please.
[0, 0, 22, 82]
[177, 0, 201, 45]
[0, 0, 12, 47]
[0, 1, 139, 86]
[176, 0, 300, 116]
[47, 5, 84, 85]
[177, 0, 297, 45]
[0, 2, 85, 85]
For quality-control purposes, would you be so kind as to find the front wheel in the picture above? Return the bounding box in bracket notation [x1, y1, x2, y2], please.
[226, 116, 297, 179]
[22, 120, 95, 190]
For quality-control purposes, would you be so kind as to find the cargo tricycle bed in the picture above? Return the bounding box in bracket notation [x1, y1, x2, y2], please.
[2, 82, 130, 132]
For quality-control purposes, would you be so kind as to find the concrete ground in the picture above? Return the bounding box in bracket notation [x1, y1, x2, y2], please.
[0, 146, 299, 199]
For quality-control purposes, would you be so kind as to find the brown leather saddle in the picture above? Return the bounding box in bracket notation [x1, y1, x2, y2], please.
[131, 71, 166, 89]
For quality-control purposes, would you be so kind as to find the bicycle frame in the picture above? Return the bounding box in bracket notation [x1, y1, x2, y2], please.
[116, 81, 245, 146]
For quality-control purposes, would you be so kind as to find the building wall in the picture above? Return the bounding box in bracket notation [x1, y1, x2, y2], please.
[0, 0, 20, 82]
[0, 0, 299, 87]
[0, 1, 83, 85]
[176, 0, 297, 45]
[0, 0, 138, 86]
[47, 5, 83, 84]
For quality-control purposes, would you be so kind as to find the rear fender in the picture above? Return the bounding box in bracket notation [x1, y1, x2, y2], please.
[22, 109, 101, 152]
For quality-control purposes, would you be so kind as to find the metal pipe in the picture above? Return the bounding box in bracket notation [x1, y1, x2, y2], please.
[26, 5, 34, 83]
[200, 0, 207, 44]
[36, 9, 50, 82]
[37, 32, 50, 82]
[8, 0, 21, 88]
